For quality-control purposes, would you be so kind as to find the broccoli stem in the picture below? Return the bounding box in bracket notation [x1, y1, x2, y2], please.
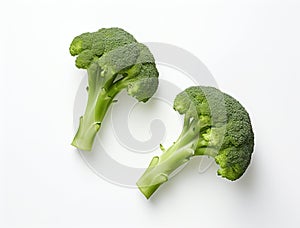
[137, 119, 200, 199]
[71, 60, 128, 151]
[72, 60, 136, 151]
[71, 63, 131, 151]
[71, 88, 115, 151]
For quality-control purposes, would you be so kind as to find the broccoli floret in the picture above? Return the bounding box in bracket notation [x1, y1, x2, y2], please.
[70, 28, 159, 151]
[137, 86, 254, 199]
[69, 28, 137, 66]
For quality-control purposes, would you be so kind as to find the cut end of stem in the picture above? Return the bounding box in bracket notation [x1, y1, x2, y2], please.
[71, 138, 93, 151]
[71, 116, 101, 151]
[137, 184, 161, 200]
[136, 167, 168, 199]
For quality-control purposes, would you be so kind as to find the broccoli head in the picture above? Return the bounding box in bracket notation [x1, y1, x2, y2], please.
[69, 27, 137, 68]
[70, 28, 159, 151]
[137, 86, 254, 199]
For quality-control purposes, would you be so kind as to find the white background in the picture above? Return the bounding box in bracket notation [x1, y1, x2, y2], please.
[1, 0, 300, 227]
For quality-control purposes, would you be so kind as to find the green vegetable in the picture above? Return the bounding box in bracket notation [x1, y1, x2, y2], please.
[137, 86, 254, 199]
[70, 28, 159, 151]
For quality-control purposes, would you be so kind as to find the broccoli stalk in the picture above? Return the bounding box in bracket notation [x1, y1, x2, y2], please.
[137, 117, 200, 198]
[70, 28, 159, 151]
[71, 63, 123, 150]
[137, 86, 254, 199]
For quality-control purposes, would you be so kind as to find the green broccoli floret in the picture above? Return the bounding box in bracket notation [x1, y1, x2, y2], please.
[137, 86, 254, 199]
[70, 28, 159, 151]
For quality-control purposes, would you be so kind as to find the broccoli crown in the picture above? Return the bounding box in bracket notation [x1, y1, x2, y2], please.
[125, 44, 158, 102]
[69, 27, 159, 102]
[69, 27, 137, 68]
[126, 63, 159, 102]
[96, 42, 158, 101]
[174, 86, 254, 181]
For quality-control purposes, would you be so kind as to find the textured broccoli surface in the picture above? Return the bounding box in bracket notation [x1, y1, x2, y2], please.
[70, 28, 159, 151]
[137, 86, 254, 199]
